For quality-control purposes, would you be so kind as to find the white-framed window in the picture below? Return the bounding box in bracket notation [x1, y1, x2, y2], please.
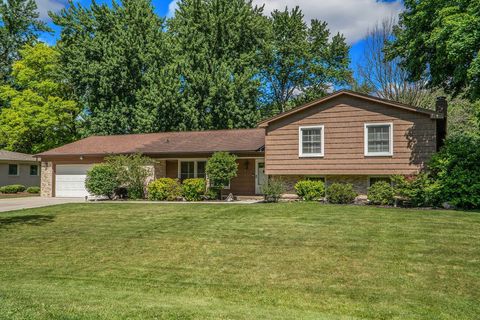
[364, 123, 393, 156]
[8, 164, 18, 176]
[299, 125, 324, 157]
[178, 160, 207, 181]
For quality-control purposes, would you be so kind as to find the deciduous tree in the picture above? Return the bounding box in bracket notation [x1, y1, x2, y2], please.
[52, 0, 180, 135]
[0, 43, 79, 153]
[0, 0, 50, 84]
[356, 17, 432, 108]
[167, 0, 269, 129]
[261, 7, 351, 114]
[387, 0, 480, 100]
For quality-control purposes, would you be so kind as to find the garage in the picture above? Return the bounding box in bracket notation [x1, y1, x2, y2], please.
[55, 165, 93, 198]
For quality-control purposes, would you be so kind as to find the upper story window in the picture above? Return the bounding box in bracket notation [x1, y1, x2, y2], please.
[299, 125, 324, 157]
[364, 123, 393, 156]
[8, 164, 18, 176]
[30, 165, 39, 176]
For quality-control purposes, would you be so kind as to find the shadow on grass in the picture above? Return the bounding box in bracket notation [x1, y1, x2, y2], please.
[0, 215, 55, 229]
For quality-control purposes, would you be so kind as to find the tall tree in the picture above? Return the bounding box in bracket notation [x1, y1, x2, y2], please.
[387, 0, 480, 100]
[0, 43, 79, 153]
[52, 0, 182, 135]
[356, 17, 433, 108]
[0, 0, 50, 84]
[167, 0, 269, 129]
[261, 7, 351, 114]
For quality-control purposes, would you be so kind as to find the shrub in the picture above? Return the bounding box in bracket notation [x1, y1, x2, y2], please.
[261, 178, 286, 203]
[106, 154, 152, 199]
[326, 183, 357, 204]
[85, 164, 119, 199]
[0, 184, 26, 194]
[203, 188, 218, 200]
[26, 186, 41, 194]
[428, 134, 480, 209]
[206, 152, 238, 198]
[147, 178, 182, 201]
[295, 180, 325, 201]
[367, 181, 395, 205]
[391, 174, 439, 207]
[182, 178, 206, 201]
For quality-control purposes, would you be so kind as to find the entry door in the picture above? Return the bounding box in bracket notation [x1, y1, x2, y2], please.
[255, 160, 267, 194]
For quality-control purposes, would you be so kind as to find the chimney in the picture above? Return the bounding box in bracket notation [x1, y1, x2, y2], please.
[435, 96, 448, 151]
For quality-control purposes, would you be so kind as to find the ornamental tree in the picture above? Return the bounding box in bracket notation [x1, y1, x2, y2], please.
[206, 151, 238, 198]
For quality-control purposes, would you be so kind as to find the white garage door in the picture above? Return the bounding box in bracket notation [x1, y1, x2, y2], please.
[55, 165, 93, 198]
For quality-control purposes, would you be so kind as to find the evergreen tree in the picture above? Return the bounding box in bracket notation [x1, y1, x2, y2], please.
[0, 0, 50, 84]
[52, 0, 180, 135]
[261, 7, 351, 114]
[167, 0, 269, 129]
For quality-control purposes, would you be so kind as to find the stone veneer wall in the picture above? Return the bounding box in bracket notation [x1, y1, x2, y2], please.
[41, 162, 53, 197]
[154, 160, 167, 179]
[274, 175, 369, 195]
[325, 176, 369, 195]
[145, 160, 167, 185]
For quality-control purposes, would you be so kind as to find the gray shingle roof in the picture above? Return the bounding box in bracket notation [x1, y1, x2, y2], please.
[0, 150, 38, 162]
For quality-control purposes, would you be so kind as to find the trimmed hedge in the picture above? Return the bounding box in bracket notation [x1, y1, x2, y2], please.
[182, 178, 206, 201]
[367, 181, 395, 205]
[147, 178, 182, 201]
[295, 180, 325, 201]
[26, 186, 41, 194]
[0, 184, 26, 194]
[327, 183, 357, 204]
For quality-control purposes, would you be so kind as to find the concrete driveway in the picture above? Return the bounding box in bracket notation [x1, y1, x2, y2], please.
[0, 197, 84, 213]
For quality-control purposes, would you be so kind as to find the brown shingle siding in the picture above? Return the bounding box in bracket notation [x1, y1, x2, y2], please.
[265, 94, 436, 176]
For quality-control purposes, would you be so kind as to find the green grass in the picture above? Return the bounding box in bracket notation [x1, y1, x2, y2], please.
[1, 203, 479, 319]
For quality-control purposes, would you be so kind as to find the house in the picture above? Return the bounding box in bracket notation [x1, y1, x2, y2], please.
[37, 90, 447, 198]
[0, 150, 41, 188]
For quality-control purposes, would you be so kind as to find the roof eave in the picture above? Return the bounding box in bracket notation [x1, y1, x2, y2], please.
[37, 149, 266, 158]
[257, 90, 442, 127]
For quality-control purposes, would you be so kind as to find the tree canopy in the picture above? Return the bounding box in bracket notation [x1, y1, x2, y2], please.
[388, 0, 480, 100]
[261, 7, 351, 114]
[0, 0, 50, 84]
[167, 0, 269, 129]
[52, 0, 173, 135]
[47, 0, 351, 135]
[0, 43, 80, 153]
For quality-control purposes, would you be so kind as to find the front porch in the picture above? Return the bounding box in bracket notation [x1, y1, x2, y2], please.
[149, 157, 266, 196]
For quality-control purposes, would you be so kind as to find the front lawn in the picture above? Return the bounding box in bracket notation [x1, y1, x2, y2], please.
[1, 203, 479, 319]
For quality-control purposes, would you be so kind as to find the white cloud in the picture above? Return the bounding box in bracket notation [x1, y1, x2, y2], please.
[167, 0, 403, 44]
[167, 0, 179, 18]
[35, 0, 66, 20]
[255, 0, 403, 44]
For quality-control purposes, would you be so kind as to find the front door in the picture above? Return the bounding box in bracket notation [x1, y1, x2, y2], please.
[255, 160, 267, 194]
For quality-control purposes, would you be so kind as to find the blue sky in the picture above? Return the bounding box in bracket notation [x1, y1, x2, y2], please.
[36, 0, 403, 76]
